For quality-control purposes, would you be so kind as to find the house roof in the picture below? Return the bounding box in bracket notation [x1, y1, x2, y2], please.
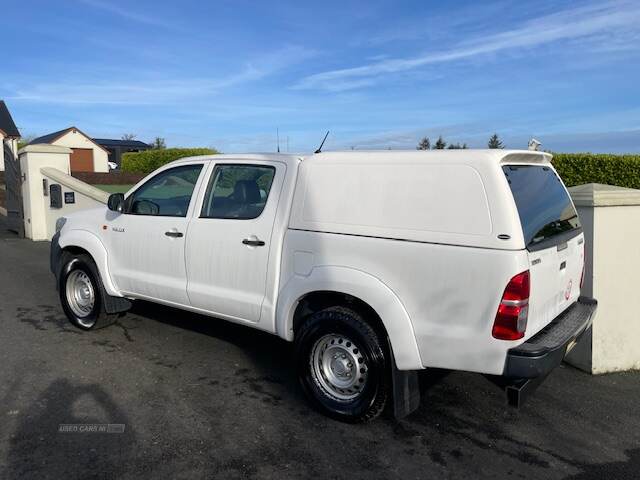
[28, 126, 109, 153]
[29, 127, 73, 145]
[0, 101, 20, 138]
[93, 138, 151, 149]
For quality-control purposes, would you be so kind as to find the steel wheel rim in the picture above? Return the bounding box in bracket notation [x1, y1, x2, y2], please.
[65, 270, 96, 325]
[310, 334, 368, 401]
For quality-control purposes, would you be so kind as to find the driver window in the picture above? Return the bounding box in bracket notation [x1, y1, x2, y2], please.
[126, 164, 203, 217]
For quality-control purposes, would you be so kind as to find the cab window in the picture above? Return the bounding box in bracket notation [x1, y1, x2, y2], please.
[126, 164, 203, 217]
[201, 165, 276, 219]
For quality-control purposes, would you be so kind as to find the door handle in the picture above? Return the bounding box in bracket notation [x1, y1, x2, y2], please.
[242, 238, 265, 247]
[165, 230, 184, 238]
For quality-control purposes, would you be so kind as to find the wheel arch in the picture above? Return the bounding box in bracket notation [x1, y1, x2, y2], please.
[58, 229, 120, 297]
[276, 266, 423, 370]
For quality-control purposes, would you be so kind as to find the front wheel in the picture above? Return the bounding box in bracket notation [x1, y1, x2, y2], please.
[59, 253, 117, 330]
[295, 306, 390, 422]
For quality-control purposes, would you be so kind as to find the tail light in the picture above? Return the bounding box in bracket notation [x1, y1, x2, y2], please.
[580, 244, 586, 289]
[492, 270, 530, 340]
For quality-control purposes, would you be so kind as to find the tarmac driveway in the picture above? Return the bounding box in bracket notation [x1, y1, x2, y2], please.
[0, 218, 638, 479]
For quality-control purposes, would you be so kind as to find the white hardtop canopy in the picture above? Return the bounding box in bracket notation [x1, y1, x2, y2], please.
[307, 149, 552, 165]
[168, 149, 551, 169]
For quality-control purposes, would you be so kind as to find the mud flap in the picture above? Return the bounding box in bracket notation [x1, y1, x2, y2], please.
[102, 293, 132, 315]
[389, 339, 421, 419]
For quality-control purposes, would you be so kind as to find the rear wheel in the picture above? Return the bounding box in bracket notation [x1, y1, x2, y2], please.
[59, 253, 118, 330]
[295, 306, 390, 422]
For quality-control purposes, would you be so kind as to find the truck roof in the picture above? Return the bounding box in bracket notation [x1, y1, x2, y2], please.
[168, 149, 551, 169]
[308, 149, 552, 165]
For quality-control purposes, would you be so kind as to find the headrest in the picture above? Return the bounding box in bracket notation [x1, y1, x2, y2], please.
[233, 180, 261, 203]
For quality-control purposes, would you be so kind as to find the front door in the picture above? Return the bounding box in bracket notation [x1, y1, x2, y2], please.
[106, 162, 206, 305]
[186, 162, 284, 322]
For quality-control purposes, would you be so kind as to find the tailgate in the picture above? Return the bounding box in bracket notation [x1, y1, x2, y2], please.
[526, 233, 584, 337]
[501, 164, 584, 338]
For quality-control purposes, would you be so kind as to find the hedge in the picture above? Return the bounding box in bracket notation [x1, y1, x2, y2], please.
[551, 153, 640, 189]
[122, 148, 218, 174]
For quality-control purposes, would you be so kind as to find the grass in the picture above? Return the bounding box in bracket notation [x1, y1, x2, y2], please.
[93, 184, 134, 194]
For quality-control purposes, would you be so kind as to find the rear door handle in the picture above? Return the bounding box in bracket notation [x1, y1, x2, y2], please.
[242, 238, 265, 247]
[165, 230, 184, 238]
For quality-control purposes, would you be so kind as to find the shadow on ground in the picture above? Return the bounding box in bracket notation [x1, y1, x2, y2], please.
[5, 379, 135, 479]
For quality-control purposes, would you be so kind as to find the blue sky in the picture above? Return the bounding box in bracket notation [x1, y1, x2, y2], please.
[1, 0, 639, 152]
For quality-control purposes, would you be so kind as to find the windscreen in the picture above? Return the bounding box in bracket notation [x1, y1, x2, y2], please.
[503, 165, 580, 247]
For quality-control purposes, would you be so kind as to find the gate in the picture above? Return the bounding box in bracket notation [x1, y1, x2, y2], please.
[3, 143, 25, 237]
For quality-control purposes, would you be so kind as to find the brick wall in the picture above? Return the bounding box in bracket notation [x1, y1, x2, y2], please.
[71, 172, 145, 185]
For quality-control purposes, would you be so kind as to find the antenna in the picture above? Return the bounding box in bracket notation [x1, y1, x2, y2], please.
[277, 128, 280, 153]
[314, 130, 330, 154]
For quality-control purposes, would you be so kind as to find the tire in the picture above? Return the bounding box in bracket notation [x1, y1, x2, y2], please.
[58, 253, 118, 330]
[295, 306, 390, 423]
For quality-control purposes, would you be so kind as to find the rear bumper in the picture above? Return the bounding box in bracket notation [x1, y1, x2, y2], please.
[504, 296, 597, 379]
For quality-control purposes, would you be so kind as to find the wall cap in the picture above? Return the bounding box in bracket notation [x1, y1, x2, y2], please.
[19, 144, 73, 155]
[40, 167, 109, 204]
[569, 183, 640, 207]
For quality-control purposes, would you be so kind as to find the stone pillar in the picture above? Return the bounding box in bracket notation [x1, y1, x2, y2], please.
[18, 144, 72, 241]
[565, 183, 640, 374]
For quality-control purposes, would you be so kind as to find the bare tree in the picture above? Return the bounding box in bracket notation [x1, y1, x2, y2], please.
[151, 137, 166, 149]
[121, 133, 137, 141]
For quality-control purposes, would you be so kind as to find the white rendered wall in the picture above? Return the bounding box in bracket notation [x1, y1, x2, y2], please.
[40, 167, 108, 240]
[566, 184, 640, 374]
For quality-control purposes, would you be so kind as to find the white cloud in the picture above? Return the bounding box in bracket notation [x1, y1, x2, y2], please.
[77, 0, 176, 29]
[295, 1, 640, 91]
[8, 45, 317, 105]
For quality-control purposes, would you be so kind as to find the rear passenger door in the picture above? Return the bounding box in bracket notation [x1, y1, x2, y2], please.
[186, 162, 284, 323]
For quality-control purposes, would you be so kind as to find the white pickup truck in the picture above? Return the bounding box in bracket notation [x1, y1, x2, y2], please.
[51, 150, 596, 422]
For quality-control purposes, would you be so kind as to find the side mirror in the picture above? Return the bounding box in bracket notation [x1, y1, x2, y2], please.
[107, 193, 125, 213]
